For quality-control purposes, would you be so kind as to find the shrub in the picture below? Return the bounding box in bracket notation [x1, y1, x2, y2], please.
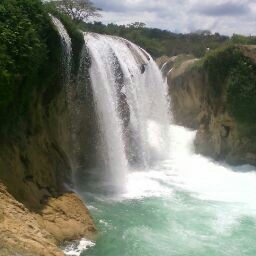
[201, 46, 247, 97]
[196, 45, 256, 124]
[45, 2, 84, 75]
[227, 59, 256, 123]
[0, 0, 58, 135]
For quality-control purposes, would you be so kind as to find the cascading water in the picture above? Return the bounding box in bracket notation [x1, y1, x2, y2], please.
[64, 33, 256, 256]
[49, 14, 72, 83]
[81, 33, 170, 190]
[49, 14, 80, 173]
[83, 33, 129, 189]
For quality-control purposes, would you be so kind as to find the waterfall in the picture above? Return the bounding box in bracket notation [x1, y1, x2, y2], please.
[49, 14, 72, 83]
[48, 17, 170, 191]
[83, 33, 129, 189]
[79, 33, 170, 191]
[49, 15, 84, 184]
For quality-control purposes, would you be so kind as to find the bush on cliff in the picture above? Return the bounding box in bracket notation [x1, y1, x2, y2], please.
[231, 34, 256, 45]
[45, 2, 84, 75]
[227, 59, 256, 123]
[198, 46, 256, 124]
[200, 46, 246, 97]
[0, 0, 67, 136]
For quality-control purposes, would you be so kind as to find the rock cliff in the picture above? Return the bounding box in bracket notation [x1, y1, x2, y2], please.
[0, 28, 97, 256]
[162, 46, 256, 165]
[0, 2, 99, 254]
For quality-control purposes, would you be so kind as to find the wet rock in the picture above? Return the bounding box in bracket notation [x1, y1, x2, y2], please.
[159, 48, 256, 166]
[140, 64, 147, 74]
[118, 92, 130, 128]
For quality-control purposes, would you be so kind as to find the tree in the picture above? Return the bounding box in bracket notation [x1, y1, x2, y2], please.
[52, 0, 101, 22]
[127, 22, 146, 29]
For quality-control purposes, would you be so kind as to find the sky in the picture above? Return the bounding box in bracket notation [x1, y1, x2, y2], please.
[91, 0, 256, 35]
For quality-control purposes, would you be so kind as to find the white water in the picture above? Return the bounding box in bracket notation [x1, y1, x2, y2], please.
[49, 14, 72, 83]
[83, 33, 129, 188]
[73, 124, 256, 256]
[67, 34, 256, 256]
[63, 239, 95, 256]
[83, 33, 170, 189]
[160, 61, 168, 71]
[124, 125, 256, 207]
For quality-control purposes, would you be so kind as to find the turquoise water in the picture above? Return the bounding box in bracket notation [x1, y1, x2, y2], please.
[83, 192, 256, 256]
[74, 125, 256, 256]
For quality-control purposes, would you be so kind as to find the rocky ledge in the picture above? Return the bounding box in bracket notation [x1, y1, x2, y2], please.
[0, 67, 98, 255]
[0, 183, 96, 256]
[160, 46, 256, 165]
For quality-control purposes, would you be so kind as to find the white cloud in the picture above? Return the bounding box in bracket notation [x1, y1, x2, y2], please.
[92, 0, 256, 35]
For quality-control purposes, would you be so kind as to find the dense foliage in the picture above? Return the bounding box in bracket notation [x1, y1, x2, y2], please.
[196, 46, 256, 123]
[227, 58, 256, 123]
[45, 2, 84, 74]
[1, 0, 256, 136]
[231, 34, 256, 45]
[199, 46, 245, 96]
[0, 0, 61, 135]
[81, 22, 229, 58]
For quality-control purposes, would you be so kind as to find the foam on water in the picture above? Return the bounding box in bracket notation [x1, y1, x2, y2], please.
[117, 125, 256, 210]
[70, 33, 256, 256]
[166, 125, 256, 207]
[63, 239, 95, 256]
[76, 125, 256, 256]
[122, 170, 173, 199]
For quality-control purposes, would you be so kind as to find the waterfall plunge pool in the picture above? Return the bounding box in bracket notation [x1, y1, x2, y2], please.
[65, 124, 256, 256]
[48, 21, 256, 256]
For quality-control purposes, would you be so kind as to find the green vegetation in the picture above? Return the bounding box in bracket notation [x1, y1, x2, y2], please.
[51, 0, 101, 23]
[0, 0, 63, 136]
[198, 46, 245, 96]
[81, 22, 229, 58]
[1, 0, 256, 136]
[172, 55, 195, 69]
[227, 58, 256, 123]
[193, 45, 256, 124]
[45, 2, 84, 74]
[231, 34, 256, 45]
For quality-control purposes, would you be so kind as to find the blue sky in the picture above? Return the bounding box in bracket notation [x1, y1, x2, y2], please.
[91, 0, 256, 35]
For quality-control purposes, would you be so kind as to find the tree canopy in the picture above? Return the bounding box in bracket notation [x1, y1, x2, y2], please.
[52, 0, 101, 22]
[80, 22, 230, 58]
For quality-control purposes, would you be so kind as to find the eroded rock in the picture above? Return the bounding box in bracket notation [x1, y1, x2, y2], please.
[0, 183, 63, 256]
[160, 47, 256, 166]
[37, 193, 96, 243]
[0, 184, 96, 256]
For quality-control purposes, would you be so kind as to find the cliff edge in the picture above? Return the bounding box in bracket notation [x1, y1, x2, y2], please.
[162, 46, 256, 165]
[0, 1, 97, 254]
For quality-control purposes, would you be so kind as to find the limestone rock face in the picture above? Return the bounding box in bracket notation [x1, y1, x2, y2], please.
[0, 184, 63, 256]
[0, 81, 97, 254]
[158, 55, 203, 128]
[0, 89, 73, 211]
[37, 193, 96, 243]
[161, 47, 256, 165]
[168, 59, 205, 129]
[0, 184, 96, 256]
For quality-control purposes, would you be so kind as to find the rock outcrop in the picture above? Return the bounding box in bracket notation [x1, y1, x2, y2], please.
[0, 70, 97, 255]
[0, 4, 98, 255]
[0, 183, 96, 256]
[37, 193, 96, 243]
[163, 46, 256, 165]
